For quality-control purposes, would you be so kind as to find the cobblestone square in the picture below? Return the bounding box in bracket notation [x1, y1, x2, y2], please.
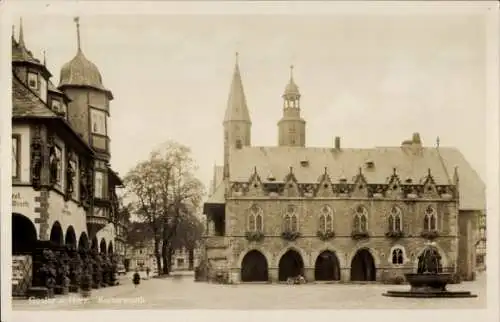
[12, 272, 486, 310]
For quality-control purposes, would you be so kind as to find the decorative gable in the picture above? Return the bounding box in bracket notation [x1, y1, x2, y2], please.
[421, 168, 439, 198]
[283, 166, 300, 197]
[246, 167, 265, 197]
[316, 167, 334, 198]
[386, 168, 404, 199]
[350, 167, 368, 198]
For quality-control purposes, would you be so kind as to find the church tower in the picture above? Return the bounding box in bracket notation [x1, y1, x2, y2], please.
[278, 66, 306, 147]
[223, 53, 252, 179]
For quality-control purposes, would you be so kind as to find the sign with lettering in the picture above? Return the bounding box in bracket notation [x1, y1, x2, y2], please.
[12, 255, 33, 297]
[12, 192, 29, 208]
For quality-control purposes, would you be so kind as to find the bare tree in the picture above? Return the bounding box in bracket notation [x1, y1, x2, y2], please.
[152, 141, 204, 274]
[124, 141, 205, 276]
[123, 159, 166, 274]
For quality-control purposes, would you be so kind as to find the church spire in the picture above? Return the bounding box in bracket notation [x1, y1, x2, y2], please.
[223, 52, 251, 124]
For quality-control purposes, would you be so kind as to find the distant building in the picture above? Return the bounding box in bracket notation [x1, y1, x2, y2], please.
[127, 240, 158, 272]
[202, 55, 485, 284]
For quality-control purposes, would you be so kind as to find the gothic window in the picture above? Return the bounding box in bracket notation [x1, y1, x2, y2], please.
[248, 204, 263, 232]
[392, 248, 404, 265]
[90, 109, 107, 136]
[12, 135, 20, 179]
[353, 205, 368, 232]
[28, 72, 38, 90]
[424, 206, 437, 231]
[319, 205, 333, 233]
[235, 139, 242, 149]
[94, 171, 104, 199]
[388, 206, 402, 232]
[284, 205, 298, 232]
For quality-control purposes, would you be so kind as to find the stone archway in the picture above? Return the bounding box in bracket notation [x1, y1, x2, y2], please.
[12, 213, 37, 254]
[49, 221, 64, 246]
[240, 250, 269, 282]
[108, 241, 114, 255]
[350, 248, 376, 281]
[65, 226, 77, 248]
[278, 249, 304, 282]
[314, 250, 341, 281]
[78, 232, 89, 250]
[100, 238, 107, 254]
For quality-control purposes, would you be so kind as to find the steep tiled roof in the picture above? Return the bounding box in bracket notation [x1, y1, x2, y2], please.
[206, 181, 226, 205]
[12, 75, 57, 118]
[227, 145, 484, 211]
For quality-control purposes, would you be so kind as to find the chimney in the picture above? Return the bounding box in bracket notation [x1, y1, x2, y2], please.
[412, 132, 422, 145]
[334, 136, 341, 150]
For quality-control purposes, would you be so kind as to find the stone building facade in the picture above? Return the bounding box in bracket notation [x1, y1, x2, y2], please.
[202, 56, 485, 284]
[11, 18, 124, 297]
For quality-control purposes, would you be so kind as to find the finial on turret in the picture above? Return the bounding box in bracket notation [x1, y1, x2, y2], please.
[43, 50, 46, 66]
[74, 16, 81, 52]
[290, 64, 294, 81]
[12, 25, 15, 39]
[19, 17, 25, 47]
[436, 136, 440, 148]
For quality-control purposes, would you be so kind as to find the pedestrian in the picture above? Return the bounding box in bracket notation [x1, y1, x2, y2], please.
[146, 266, 150, 279]
[133, 269, 141, 288]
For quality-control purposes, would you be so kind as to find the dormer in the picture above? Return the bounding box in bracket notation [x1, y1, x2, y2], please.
[48, 81, 71, 119]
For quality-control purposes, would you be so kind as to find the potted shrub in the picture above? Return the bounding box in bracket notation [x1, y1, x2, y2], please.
[80, 274, 92, 297]
[420, 230, 439, 240]
[281, 231, 301, 241]
[245, 231, 265, 242]
[316, 230, 335, 241]
[351, 230, 370, 240]
[385, 230, 405, 239]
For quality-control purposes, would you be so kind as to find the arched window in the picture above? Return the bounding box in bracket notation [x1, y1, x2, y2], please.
[353, 205, 368, 232]
[319, 205, 333, 233]
[248, 204, 264, 232]
[391, 248, 404, 265]
[388, 206, 402, 232]
[284, 205, 298, 233]
[424, 206, 437, 231]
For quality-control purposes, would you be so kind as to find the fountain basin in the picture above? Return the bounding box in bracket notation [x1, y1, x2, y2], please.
[382, 273, 477, 298]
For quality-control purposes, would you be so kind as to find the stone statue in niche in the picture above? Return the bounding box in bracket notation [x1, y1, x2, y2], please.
[65, 155, 76, 200]
[30, 126, 43, 189]
[80, 165, 88, 204]
[49, 147, 60, 185]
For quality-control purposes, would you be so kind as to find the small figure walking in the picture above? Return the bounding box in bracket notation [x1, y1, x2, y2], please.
[146, 267, 150, 279]
[133, 269, 141, 288]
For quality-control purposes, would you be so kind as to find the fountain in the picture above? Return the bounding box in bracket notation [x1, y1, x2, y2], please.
[383, 242, 477, 298]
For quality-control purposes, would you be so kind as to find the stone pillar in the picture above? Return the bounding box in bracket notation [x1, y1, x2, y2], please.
[340, 267, 350, 283]
[269, 267, 279, 283]
[304, 267, 315, 282]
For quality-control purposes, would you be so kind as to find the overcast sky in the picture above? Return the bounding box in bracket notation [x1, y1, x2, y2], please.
[16, 12, 488, 196]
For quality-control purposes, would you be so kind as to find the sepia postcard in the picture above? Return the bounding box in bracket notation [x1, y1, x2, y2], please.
[1, 1, 498, 322]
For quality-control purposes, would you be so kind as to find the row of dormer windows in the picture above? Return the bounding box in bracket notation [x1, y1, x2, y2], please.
[246, 204, 439, 234]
